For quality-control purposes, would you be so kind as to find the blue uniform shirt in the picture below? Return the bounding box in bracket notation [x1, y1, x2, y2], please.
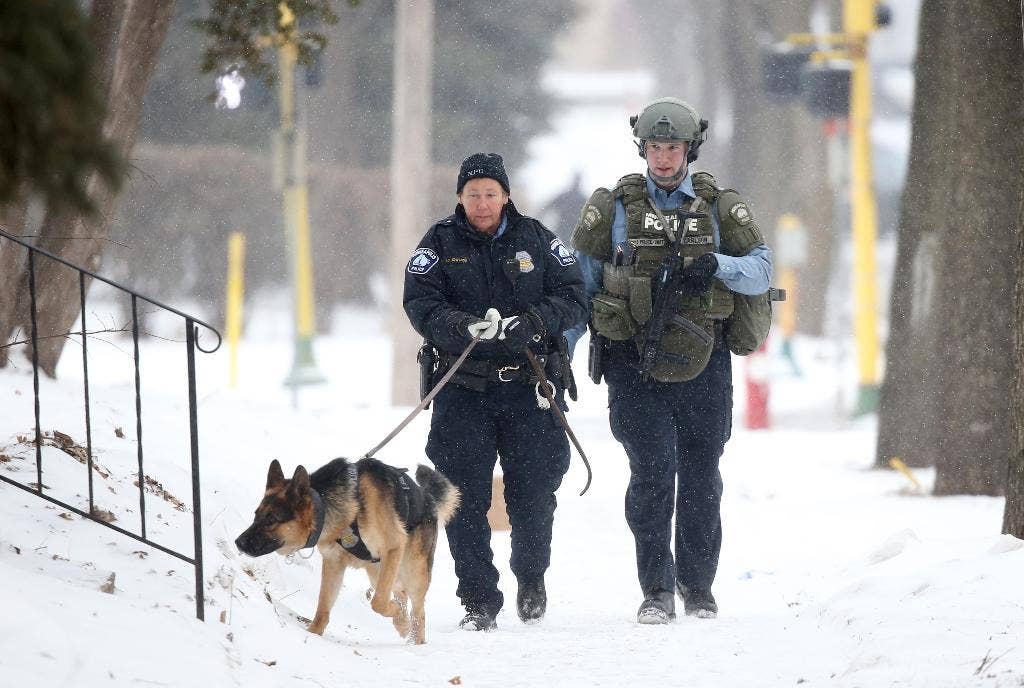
[564, 172, 773, 355]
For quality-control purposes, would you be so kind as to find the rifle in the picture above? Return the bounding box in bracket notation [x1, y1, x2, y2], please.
[638, 207, 713, 382]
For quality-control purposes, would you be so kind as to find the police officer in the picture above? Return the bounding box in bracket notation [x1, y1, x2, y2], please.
[567, 98, 773, 623]
[404, 153, 587, 631]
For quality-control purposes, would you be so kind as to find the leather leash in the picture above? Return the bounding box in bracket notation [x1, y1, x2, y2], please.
[362, 334, 482, 459]
[524, 349, 593, 496]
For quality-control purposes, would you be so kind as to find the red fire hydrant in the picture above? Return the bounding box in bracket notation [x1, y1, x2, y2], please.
[744, 341, 771, 430]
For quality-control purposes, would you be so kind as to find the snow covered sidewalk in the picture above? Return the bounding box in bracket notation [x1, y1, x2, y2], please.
[1, 326, 1021, 687]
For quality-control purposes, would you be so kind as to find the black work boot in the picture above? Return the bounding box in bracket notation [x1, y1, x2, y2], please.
[636, 590, 675, 625]
[676, 582, 718, 618]
[458, 607, 497, 631]
[516, 577, 547, 624]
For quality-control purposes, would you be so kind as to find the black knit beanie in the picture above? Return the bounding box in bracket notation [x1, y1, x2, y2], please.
[456, 153, 510, 194]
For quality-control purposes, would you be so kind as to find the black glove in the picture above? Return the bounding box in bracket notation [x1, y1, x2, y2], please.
[679, 253, 718, 295]
[497, 311, 545, 353]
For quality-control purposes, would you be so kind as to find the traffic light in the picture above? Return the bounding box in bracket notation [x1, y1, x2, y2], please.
[801, 61, 851, 119]
[761, 42, 813, 100]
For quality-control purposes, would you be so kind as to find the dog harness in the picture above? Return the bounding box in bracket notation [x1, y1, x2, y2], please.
[303, 462, 428, 564]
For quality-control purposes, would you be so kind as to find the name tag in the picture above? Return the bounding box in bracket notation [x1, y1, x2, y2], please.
[629, 237, 666, 247]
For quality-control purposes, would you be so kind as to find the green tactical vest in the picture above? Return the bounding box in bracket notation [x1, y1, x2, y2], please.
[572, 171, 766, 381]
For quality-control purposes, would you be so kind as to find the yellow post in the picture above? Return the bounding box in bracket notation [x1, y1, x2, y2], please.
[776, 213, 805, 375]
[276, 2, 324, 389]
[845, 0, 881, 415]
[225, 232, 246, 388]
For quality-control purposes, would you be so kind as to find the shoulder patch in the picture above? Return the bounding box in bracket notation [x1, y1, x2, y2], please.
[406, 247, 439, 275]
[571, 187, 614, 259]
[580, 203, 604, 232]
[729, 203, 753, 226]
[550, 238, 576, 266]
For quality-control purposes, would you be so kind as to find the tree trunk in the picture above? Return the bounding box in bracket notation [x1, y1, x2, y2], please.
[931, 1, 1023, 496]
[1006, 188, 1024, 537]
[875, 0, 957, 468]
[2, 0, 173, 377]
[0, 192, 29, 366]
[716, 0, 834, 336]
[389, 0, 434, 406]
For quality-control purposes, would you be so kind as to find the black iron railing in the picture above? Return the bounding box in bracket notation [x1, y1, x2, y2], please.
[0, 228, 221, 620]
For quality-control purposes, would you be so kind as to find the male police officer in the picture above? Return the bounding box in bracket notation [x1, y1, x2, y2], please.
[567, 98, 773, 623]
[404, 153, 587, 631]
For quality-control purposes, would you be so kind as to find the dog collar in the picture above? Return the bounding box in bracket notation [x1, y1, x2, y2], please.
[302, 488, 326, 550]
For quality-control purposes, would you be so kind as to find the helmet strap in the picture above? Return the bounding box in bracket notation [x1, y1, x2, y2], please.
[646, 157, 687, 189]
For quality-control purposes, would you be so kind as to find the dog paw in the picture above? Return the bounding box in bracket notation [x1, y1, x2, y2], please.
[393, 613, 411, 638]
[365, 587, 374, 601]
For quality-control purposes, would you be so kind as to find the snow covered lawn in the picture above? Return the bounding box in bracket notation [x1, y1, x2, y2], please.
[1, 313, 1021, 687]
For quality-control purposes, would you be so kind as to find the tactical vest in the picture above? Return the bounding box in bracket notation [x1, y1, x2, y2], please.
[573, 172, 765, 381]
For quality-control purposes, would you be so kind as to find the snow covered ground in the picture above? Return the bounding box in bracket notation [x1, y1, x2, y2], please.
[1, 306, 1021, 688]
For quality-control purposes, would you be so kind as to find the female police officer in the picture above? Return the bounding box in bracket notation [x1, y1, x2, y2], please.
[403, 153, 587, 631]
[568, 98, 774, 624]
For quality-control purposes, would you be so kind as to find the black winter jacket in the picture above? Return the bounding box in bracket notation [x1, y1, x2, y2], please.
[403, 200, 587, 361]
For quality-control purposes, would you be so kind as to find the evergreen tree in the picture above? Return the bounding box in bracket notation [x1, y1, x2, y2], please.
[0, 0, 122, 214]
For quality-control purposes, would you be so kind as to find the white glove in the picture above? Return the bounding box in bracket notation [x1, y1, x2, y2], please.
[466, 308, 502, 340]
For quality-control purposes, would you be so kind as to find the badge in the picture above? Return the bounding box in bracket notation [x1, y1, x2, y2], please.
[550, 238, 576, 266]
[515, 250, 535, 273]
[406, 247, 439, 274]
[730, 203, 752, 226]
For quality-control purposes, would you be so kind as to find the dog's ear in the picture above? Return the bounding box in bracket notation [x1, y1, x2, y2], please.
[266, 459, 285, 489]
[289, 465, 310, 496]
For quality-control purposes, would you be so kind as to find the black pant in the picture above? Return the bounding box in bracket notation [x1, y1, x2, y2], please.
[604, 342, 733, 596]
[427, 381, 570, 616]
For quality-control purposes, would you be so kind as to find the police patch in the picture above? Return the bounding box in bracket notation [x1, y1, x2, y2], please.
[406, 247, 439, 274]
[581, 204, 602, 230]
[550, 238, 576, 266]
[730, 203, 753, 225]
[516, 250, 535, 273]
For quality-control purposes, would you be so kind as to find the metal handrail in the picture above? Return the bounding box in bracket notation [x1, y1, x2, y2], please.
[0, 228, 221, 620]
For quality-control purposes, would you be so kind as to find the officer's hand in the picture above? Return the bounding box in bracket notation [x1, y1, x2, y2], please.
[498, 311, 545, 353]
[679, 253, 719, 295]
[464, 308, 502, 340]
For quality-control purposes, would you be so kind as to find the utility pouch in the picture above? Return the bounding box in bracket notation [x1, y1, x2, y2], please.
[416, 341, 438, 406]
[588, 331, 606, 384]
[628, 275, 653, 324]
[723, 287, 786, 355]
[643, 312, 715, 383]
[591, 292, 638, 341]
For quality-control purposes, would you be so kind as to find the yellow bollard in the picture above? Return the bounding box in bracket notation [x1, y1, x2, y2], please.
[887, 457, 922, 491]
[225, 232, 246, 388]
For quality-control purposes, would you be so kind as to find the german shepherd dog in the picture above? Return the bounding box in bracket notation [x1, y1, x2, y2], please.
[235, 457, 459, 644]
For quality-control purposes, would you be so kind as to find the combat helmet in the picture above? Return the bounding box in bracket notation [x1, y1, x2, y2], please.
[630, 97, 708, 163]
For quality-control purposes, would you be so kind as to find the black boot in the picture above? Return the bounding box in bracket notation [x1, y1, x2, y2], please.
[676, 582, 718, 618]
[636, 590, 675, 624]
[516, 577, 547, 623]
[459, 607, 497, 631]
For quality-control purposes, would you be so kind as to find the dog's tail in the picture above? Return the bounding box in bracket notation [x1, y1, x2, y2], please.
[415, 464, 460, 526]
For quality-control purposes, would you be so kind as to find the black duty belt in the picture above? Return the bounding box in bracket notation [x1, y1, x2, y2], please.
[438, 353, 548, 384]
